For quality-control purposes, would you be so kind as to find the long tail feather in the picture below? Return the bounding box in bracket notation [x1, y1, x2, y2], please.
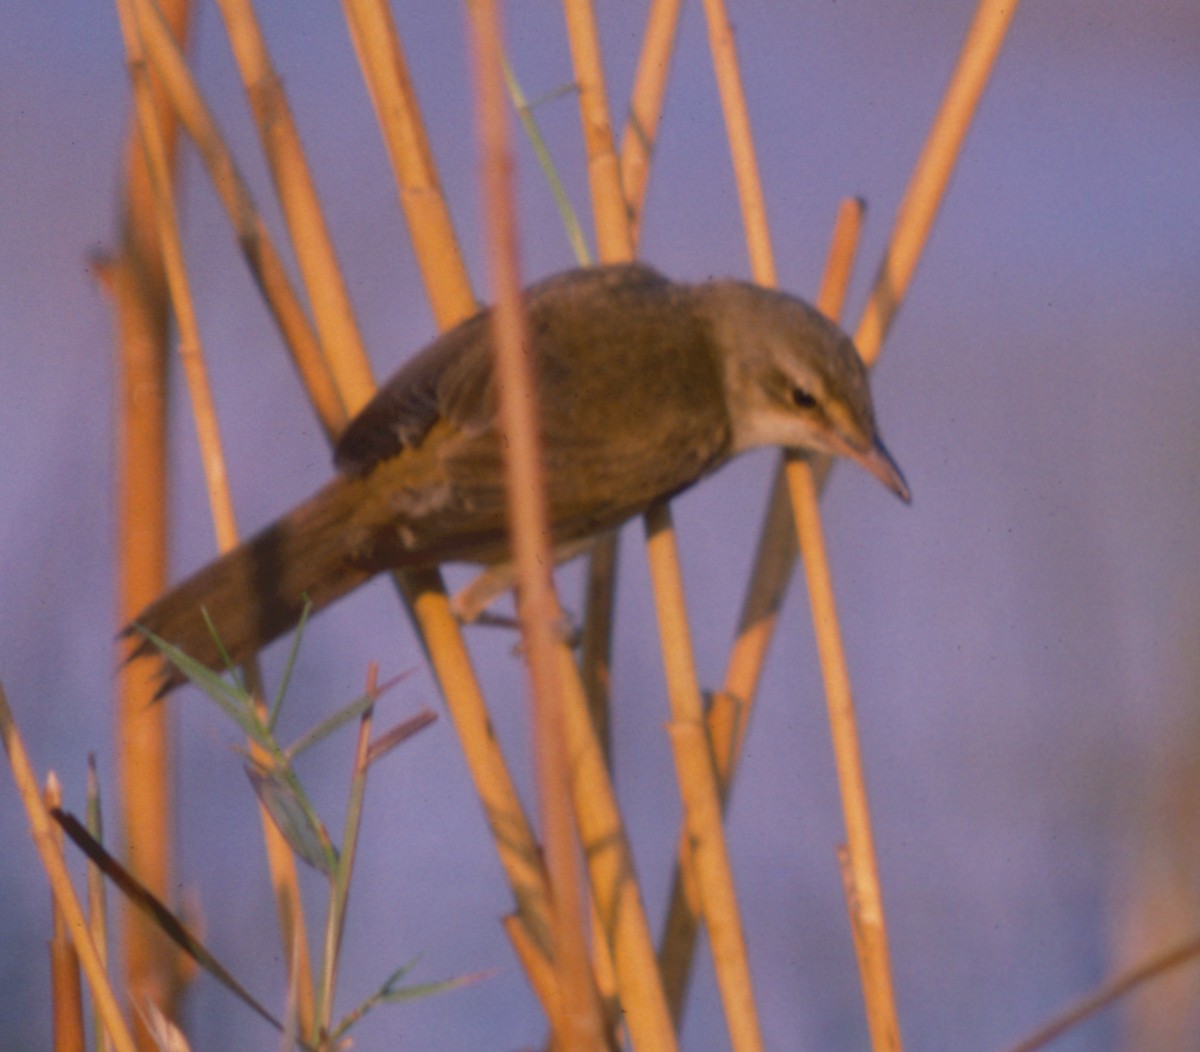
[123, 475, 377, 694]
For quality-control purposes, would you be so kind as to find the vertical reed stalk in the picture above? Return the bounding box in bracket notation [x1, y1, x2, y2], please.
[468, 2, 608, 1047]
[698, 1, 905, 1044]
[46, 776, 86, 1052]
[339, 5, 560, 1005]
[107, 1, 189, 1041]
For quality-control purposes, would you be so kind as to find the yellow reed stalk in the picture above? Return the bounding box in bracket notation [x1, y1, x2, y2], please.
[856, 0, 1022, 364]
[106, 2, 187, 1039]
[46, 775, 86, 1052]
[0, 685, 138, 1052]
[108, 230, 178, 1043]
[562, 0, 634, 263]
[658, 196, 865, 1019]
[212, 0, 376, 414]
[698, 0, 775, 285]
[127, 0, 346, 439]
[310, 3, 563, 1003]
[698, 0, 904, 1044]
[502, 913, 562, 1029]
[557, 648, 681, 1051]
[114, 0, 316, 1032]
[618, 0, 683, 244]
[644, 505, 765, 1052]
[343, 0, 477, 330]
[559, 6, 697, 1047]
[468, 3, 607, 1046]
[786, 455, 901, 1051]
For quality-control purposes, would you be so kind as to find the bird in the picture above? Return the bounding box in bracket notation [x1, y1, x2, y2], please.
[124, 262, 909, 692]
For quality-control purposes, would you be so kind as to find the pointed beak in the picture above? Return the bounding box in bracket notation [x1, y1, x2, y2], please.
[855, 435, 911, 504]
[798, 423, 912, 503]
[821, 427, 911, 503]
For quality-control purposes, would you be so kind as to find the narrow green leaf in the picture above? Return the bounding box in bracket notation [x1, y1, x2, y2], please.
[366, 709, 437, 768]
[329, 957, 490, 1041]
[284, 690, 376, 762]
[244, 763, 337, 875]
[135, 627, 267, 745]
[502, 56, 593, 266]
[200, 606, 242, 681]
[50, 808, 292, 1039]
[374, 971, 488, 1005]
[268, 597, 313, 731]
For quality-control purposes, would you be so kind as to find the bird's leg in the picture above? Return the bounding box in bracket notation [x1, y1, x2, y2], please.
[451, 563, 521, 624]
[451, 538, 598, 647]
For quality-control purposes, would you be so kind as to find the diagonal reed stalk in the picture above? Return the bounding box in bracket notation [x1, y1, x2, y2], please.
[212, 0, 376, 414]
[0, 684, 138, 1052]
[619, 0, 683, 248]
[127, 0, 347, 440]
[342, 0, 478, 330]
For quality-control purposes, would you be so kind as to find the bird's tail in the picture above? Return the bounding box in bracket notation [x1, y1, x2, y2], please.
[123, 474, 377, 695]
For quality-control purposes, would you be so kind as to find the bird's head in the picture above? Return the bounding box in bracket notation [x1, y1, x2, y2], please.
[698, 280, 910, 503]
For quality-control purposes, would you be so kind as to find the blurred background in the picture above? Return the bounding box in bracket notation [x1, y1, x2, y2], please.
[2, 2, 1199, 1048]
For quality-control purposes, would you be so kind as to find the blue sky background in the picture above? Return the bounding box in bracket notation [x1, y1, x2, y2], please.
[2, 2, 1199, 1049]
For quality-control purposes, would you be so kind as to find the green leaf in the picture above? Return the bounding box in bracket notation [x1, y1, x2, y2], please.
[137, 628, 268, 746]
[268, 597, 313, 731]
[244, 762, 337, 875]
[374, 971, 486, 1005]
[284, 689, 377, 762]
[50, 808, 291, 1039]
[329, 957, 490, 1041]
[503, 57, 592, 267]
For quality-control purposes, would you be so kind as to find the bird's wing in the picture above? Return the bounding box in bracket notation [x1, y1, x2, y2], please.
[332, 264, 673, 476]
[332, 307, 496, 474]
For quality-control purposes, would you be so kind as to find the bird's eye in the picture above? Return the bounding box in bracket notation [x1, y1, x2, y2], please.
[790, 386, 817, 410]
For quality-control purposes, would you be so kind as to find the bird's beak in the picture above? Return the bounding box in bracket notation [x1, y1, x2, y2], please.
[820, 428, 911, 503]
[855, 435, 911, 504]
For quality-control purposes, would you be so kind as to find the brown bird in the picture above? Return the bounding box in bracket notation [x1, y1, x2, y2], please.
[125, 263, 908, 690]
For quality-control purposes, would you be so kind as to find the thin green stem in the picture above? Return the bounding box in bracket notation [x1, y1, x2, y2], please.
[315, 671, 377, 1042]
[501, 55, 592, 266]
